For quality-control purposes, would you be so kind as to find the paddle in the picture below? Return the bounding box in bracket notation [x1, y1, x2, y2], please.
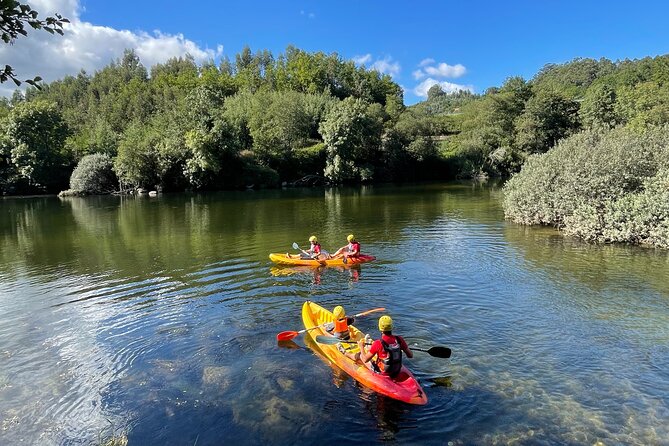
[276, 307, 386, 341]
[292, 242, 326, 265]
[314, 335, 452, 359]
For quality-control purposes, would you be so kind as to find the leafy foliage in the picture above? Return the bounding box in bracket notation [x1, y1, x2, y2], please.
[504, 126, 669, 247]
[69, 153, 117, 194]
[0, 1, 69, 86]
[319, 97, 384, 183]
[1, 100, 69, 192]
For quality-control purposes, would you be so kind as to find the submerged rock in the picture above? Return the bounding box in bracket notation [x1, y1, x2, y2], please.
[202, 366, 232, 391]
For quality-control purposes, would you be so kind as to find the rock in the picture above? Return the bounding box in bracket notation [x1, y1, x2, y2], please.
[202, 366, 232, 390]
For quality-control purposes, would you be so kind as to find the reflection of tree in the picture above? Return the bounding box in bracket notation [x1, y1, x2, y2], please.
[1, 183, 511, 281]
[503, 223, 669, 296]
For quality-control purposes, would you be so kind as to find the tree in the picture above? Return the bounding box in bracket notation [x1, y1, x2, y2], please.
[3, 100, 69, 191]
[514, 91, 580, 154]
[319, 97, 384, 183]
[427, 84, 445, 101]
[580, 83, 619, 130]
[1, 1, 69, 86]
[69, 153, 117, 194]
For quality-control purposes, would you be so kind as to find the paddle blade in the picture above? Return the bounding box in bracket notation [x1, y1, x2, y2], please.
[354, 307, 385, 317]
[423, 346, 451, 358]
[292, 242, 299, 250]
[277, 331, 299, 341]
[315, 335, 344, 345]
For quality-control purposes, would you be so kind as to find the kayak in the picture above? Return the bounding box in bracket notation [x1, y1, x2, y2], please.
[301, 301, 428, 405]
[269, 253, 376, 266]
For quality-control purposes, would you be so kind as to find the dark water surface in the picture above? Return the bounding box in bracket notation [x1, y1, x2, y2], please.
[1, 183, 668, 445]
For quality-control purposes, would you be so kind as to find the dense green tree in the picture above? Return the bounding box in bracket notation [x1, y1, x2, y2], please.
[320, 97, 384, 183]
[2, 101, 69, 191]
[114, 121, 161, 189]
[514, 91, 580, 154]
[615, 81, 669, 130]
[69, 153, 117, 194]
[427, 84, 445, 101]
[533, 58, 616, 97]
[579, 83, 619, 129]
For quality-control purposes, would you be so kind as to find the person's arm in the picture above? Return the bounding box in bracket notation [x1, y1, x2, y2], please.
[358, 339, 377, 363]
[399, 336, 413, 359]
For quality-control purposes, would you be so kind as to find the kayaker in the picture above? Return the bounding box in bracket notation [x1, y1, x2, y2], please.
[357, 315, 413, 378]
[303, 236, 322, 259]
[325, 305, 355, 340]
[332, 234, 360, 262]
[288, 236, 328, 260]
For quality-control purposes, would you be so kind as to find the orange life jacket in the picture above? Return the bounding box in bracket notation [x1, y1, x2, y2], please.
[334, 317, 349, 334]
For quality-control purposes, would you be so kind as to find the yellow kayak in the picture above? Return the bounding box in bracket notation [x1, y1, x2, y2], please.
[269, 253, 376, 266]
[301, 301, 428, 405]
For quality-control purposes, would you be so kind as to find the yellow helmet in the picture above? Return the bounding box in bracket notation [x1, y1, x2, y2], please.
[333, 306, 345, 319]
[309, 235, 318, 243]
[347, 234, 355, 242]
[378, 315, 393, 331]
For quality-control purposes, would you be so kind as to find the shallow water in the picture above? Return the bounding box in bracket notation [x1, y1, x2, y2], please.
[1, 183, 668, 445]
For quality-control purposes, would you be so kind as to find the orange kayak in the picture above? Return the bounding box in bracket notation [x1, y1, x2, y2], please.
[301, 301, 428, 405]
[269, 253, 376, 266]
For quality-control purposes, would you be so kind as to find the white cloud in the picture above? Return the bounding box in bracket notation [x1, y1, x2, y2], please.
[370, 56, 400, 77]
[352, 53, 372, 65]
[413, 78, 474, 98]
[424, 62, 466, 78]
[0, 0, 224, 96]
[352, 54, 401, 78]
[412, 69, 425, 80]
[411, 60, 467, 85]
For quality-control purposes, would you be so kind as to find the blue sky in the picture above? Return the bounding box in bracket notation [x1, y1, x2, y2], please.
[3, 1, 669, 103]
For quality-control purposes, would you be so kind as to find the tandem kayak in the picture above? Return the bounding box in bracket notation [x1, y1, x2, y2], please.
[268, 253, 376, 266]
[301, 301, 428, 405]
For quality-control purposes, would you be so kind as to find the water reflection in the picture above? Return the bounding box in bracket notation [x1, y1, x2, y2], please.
[269, 265, 361, 284]
[1, 183, 668, 445]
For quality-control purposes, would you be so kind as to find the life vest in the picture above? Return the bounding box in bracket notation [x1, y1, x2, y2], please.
[310, 242, 321, 254]
[347, 242, 360, 257]
[380, 336, 402, 377]
[333, 317, 350, 339]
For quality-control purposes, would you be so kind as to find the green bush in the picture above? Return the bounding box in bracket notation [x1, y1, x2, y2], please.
[503, 126, 669, 247]
[69, 153, 117, 194]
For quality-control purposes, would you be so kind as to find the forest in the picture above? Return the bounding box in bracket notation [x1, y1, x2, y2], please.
[1, 47, 668, 245]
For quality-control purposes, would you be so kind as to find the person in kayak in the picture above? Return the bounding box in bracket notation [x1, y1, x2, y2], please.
[288, 236, 328, 260]
[325, 305, 355, 340]
[331, 234, 360, 262]
[357, 315, 413, 378]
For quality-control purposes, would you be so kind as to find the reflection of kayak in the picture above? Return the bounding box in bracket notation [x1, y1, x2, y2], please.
[269, 266, 322, 277]
[301, 301, 427, 405]
[268, 253, 376, 266]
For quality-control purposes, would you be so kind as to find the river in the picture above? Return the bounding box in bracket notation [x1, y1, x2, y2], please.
[1, 183, 668, 445]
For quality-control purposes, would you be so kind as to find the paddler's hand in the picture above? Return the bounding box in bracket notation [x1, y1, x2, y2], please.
[357, 339, 366, 352]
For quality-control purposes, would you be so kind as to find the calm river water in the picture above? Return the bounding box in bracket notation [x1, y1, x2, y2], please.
[1, 183, 668, 445]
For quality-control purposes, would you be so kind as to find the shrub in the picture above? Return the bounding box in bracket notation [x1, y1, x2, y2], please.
[69, 153, 117, 194]
[503, 126, 669, 247]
